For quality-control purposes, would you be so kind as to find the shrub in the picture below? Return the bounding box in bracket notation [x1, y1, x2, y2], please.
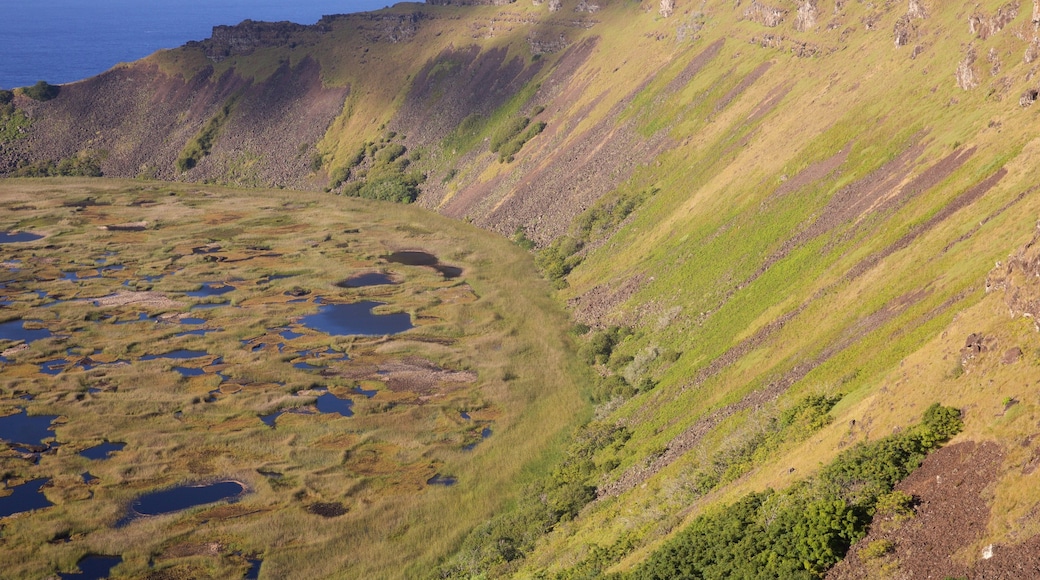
[176, 96, 237, 172]
[0, 90, 13, 105]
[630, 404, 962, 580]
[860, 538, 894, 560]
[23, 80, 59, 101]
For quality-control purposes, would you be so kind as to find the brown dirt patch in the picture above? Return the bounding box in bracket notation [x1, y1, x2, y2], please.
[334, 357, 476, 397]
[826, 441, 1028, 580]
[87, 291, 182, 309]
[568, 274, 646, 328]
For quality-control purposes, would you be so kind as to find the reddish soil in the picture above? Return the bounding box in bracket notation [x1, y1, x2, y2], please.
[827, 441, 1040, 580]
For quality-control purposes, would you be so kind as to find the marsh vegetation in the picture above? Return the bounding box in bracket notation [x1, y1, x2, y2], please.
[0, 178, 588, 578]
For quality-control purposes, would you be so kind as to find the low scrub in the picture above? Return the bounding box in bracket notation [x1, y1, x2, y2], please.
[176, 96, 237, 172]
[629, 404, 962, 579]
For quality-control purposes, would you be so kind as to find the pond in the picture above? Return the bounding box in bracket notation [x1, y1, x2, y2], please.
[186, 283, 235, 298]
[0, 231, 44, 243]
[0, 408, 59, 446]
[0, 478, 53, 517]
[315, 393, 354, 416]
[173, 366, 206, 377]
[58, 554, 122, 579]
[298, 301, 412, 337]
[124, 480, 246, 520]
[40, 359, 68, 375]
[426, 474, 457, 486]
[0, 319, 52, 344]
[336, 272, 396, 288]
[140, 350, 209, 361]
[79, 441, 125, 460]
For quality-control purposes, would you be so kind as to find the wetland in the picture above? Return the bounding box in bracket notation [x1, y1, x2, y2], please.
[0, 178, 587, 578]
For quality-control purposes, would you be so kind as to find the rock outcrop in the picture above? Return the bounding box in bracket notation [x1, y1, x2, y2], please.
[987, 222, 1040, 329]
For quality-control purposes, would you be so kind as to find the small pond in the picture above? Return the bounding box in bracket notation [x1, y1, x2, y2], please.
[178, 317, 207, 325]
[298, 301, 412, 337]
[0, 319, 52, 344]
[79, 441, 125, 460]
[315, 393, 354, 417]
[186, 283, 235, 298]
[352, 385, 378, 398]
[426, 474, 457, 486]
[125, 480, 246, 520]
[0, 478, 53, 517]
[0, 408, 59, 446]
[140, 350, 208, 361]
[58, 554, 122, 580]
[0, 231, 44, 244]
[40, 359, 68, 375]
[173, 366, 206, 377]
[245, 558, 262, 579]
[336, 272, 396, 288]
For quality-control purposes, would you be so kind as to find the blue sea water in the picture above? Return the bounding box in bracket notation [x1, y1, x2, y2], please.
[1, 0, 394, 90]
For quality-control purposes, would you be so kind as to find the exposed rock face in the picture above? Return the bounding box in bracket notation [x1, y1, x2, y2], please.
[195, 20, 320, 61]
[660, 0, 675, 18]
[956, 45, 980, 89]
[908, 0, 927, 19]
[427, 0, 516, 5]
[987, 222, 1040, 330]
[549, 0, 563, 11]
[795, 0, 818, 31]
[969, 1, 1019, 40]
[744, 1, 786, 27]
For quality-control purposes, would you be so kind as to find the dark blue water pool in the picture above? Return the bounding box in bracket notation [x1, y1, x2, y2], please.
[0, 319, 52, 344]
[58, 554, 122, 579]
[259, 410, 284, 427]
[186, 283, 234, 298]
[178, 317, 206, 325]
[280, 329, 304, 340]
[173, 366, 206, 377]
[315, 393, 353, 416]
[40, 359, 68, 375]
[0, 478, 53, 517]
[0, 408, 58, 446]
[298, 301, 412, 337]
[244, 558, 262, 579]
[426, 474, 457, 486]
[352, 386, 378, 398]
[79, 442, 126, 460]
[0, 231, 44, 243]
[336, 272, 396, 288]
[126, 480, 245, 519]
[141, 350, 208, 361]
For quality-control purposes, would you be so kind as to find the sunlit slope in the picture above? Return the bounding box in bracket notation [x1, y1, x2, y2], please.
[507, 0, 1040, 575]
[5, 0, 1040, 575]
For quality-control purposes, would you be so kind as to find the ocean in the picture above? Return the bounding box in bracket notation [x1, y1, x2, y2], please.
[0, 0, 393, 90]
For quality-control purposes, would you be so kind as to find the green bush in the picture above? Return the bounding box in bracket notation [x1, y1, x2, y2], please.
[23, 80, 59, 101]
[176, 96, 236, 172]
[440, 422, 630, 578]
[630, 404, 962, 580]
[0, 90, 13, 105]
[491, 117, 530, 153]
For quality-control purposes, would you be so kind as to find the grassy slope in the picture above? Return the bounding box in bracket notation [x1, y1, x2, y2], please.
[505, 0, 1040, 575]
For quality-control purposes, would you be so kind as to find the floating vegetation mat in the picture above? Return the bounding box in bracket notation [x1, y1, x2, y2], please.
[0, 179, 585, 578]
